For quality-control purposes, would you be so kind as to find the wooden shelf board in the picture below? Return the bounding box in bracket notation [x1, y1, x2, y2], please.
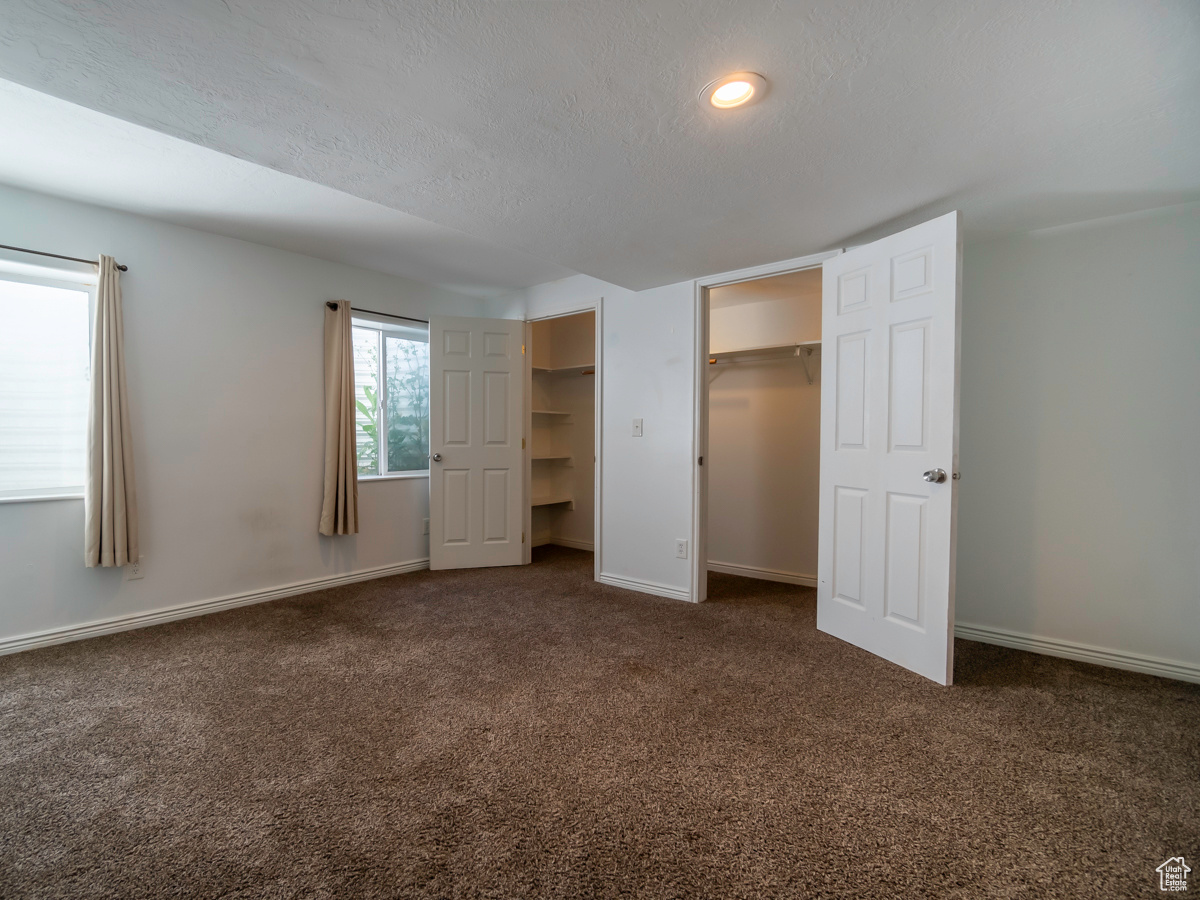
[532, 364, 595, 375]
[531, 455, 573, 462]
[532, 409, 572, 416]
[709, 340, 820, 360]
[532, 494, 574, 507]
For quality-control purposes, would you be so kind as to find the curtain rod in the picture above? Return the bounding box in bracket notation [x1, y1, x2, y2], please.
[326, 301, 428, 325]
[0, 243, 128, 272]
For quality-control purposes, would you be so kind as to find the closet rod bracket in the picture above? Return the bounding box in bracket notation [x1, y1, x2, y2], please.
[798, 346, 815, 385]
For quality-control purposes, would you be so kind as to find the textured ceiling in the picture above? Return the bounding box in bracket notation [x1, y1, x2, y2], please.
[0, 80, 572, 297]
[1, 0, 1198, 290]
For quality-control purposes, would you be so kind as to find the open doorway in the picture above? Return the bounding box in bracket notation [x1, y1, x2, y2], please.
[704, 267, 823, 590]
[691, 251, 837, 604]
[523, 309, 600, 578]
[692, 212, 962, 684]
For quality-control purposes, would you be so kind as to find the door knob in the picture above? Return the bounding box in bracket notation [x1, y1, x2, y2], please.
[431, 453, 443, 463]
[923, 468, 948, 484]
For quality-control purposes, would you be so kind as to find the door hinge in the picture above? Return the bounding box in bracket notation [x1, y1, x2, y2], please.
[522, 344, 525, 355]
[522, 438, 526, 449]
[522, 531, 526, 544]
[698, 456, 704, 466]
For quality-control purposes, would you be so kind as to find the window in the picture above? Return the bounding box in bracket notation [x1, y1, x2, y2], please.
[352, 317, 430, 477]
[0, 274, 92, 501]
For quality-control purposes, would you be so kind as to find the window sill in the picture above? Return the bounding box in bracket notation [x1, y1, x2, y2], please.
[359, 472, 430, 483]
[0, 492, 84, 505]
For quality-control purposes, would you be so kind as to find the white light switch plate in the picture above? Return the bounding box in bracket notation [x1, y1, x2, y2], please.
[632, 418, 643, 437]
[675, 539, 688, 559]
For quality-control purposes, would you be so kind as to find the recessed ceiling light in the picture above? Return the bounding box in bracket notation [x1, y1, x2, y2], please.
[700, 72, 768, 110]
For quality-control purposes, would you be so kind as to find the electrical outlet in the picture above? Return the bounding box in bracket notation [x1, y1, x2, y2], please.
[675, 539, 688, 559]
[423, 518, 430, 535]
[125, 559, 144, 581]
[632, 418, 643, 437]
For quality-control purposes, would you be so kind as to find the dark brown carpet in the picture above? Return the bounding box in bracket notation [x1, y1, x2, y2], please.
[1, 546, 1196, 899]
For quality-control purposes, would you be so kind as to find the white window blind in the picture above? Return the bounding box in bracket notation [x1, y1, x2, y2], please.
[0, 277, 91, 500]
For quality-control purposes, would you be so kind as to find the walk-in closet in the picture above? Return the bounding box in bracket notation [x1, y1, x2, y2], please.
[526, 310, 596, 557]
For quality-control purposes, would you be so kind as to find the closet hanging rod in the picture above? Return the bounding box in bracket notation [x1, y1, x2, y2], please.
[708, 342, 819, 363]
[708, 344, 817, 385]
[0, 243, 128, 272]
[326, 301, 427, 325]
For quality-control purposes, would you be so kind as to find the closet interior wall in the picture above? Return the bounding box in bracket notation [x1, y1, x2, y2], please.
[707, 269, 822, 584]
[529, 311, 596, 551]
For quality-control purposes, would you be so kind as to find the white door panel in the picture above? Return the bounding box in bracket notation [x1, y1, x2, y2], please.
[817, 211, 961, 685]
[429, 316, 526, 570]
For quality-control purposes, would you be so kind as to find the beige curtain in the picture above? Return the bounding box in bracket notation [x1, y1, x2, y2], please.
[319, 300, 359, 535]
[85, 255, 139, 567]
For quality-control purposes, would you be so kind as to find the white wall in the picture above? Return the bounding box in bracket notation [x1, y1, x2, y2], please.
[0, 183, 486, 648]
[956, 202, 1200, 671]
[501, 275, 696, 598]
[709, 297, 819, 353]
[707, 361, 820, 582]
[708, 270, 822, 354]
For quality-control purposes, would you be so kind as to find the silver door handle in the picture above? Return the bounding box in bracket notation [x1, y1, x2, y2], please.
[923, 468, 947, 483]
[431, 453, 442, 463]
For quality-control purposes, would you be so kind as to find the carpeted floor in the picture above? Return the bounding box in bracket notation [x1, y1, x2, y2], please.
[1, 546, 1196, 899]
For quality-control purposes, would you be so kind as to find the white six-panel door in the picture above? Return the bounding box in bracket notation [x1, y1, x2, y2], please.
[429, 316, 526, 570]
[817, 211, 962, 685]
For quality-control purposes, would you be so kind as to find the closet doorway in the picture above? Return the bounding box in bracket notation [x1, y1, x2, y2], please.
[523, 307, 601, 580]
[691, 212, 963, 685]
[691, 250, 838, 603]
[702, 266, 824, 593]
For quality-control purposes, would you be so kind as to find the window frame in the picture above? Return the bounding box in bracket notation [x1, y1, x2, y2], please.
[351, 315, 430, 481]
[0, 265, 97, 504]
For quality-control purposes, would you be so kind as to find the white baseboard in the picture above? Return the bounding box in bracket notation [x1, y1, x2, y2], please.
[707, 560, 817, 588]
[18, 560, 1193, 686]
[548, 537, 594, 552]
[599, 572, 693, 603]
[954, 622, 1200, 685]
[0, 558, 430, 658]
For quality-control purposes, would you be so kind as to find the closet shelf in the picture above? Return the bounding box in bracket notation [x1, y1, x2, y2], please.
[532, 409, 572, 417]
[708, 340, 820, 362]
[532, 454, 573, 462]
[708, 341, 820, 385]
[532, 494, 574, 509]
[532, 364, 595, 376]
